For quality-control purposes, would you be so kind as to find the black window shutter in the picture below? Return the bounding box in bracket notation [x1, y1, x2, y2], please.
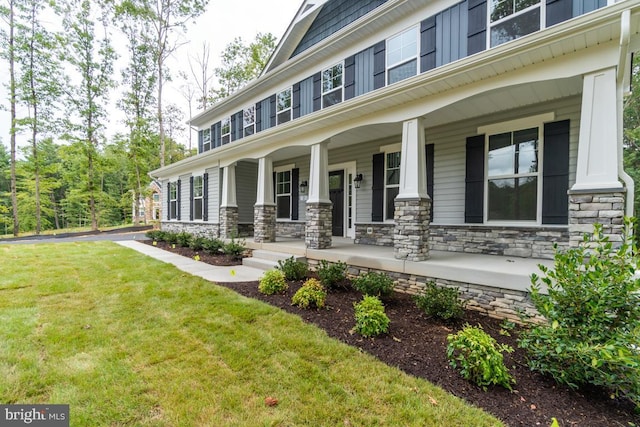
[214, 122, 221, 148]
[203, 173, 209, 222]
[467, 0, 487, 55]
[166, 182, 171, 220]
[272, 172, 276, 204]
[293, 82, 301, 119]
[542, 120, 570, 224]
[426, 144, 435, 221]
[465, 135, 485, 223]
[269, 95, 277, 128]
[255, 100, 262, 132]
[546, 0, 572, 27]
[420, 17, 437, 73]
[291, 168, 299, 220]
[344, 55, 356, 100]
[236, 111, 243, 139]
[189, 176, 194, 221]
[312, 72, 322, 111]
[373, 41, 386, 90]
[210, 124, 215, 149]
[231, 113, 237, 141]
[198, 130, 203, 153]
[177, 179, 182, 221]
[372, 153, 385, 222]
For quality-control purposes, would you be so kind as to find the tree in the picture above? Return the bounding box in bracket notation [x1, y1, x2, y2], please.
[0, 140, 10, 235]
[187, 41, 214, 110]
[209, 33, 277, 104]
[623, 54, 640, 220]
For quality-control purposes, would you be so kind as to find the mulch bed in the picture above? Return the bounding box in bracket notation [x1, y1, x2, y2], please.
[143, 240, 244, 266]
[145, 242, 640, 426]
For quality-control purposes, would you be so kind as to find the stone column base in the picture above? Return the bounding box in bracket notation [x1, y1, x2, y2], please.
[568, 190, 625, 246]
[220, 206, 239, 239]
[254, 204, 276, 243]
[305, 202, 332, 249]
[394, 197, 431, 261]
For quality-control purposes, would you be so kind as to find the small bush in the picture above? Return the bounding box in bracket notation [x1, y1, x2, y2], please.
[188, 236, 207, 251]
[163, 232, 178, 245]
[145, 230, 163, 240]
[414, 282, 466, 321]
[258, 270, 288, 295]
[176, 232, 191, 247]
[292, 278, 327, 309]
[353, 295, 390, 337]
[202, 238, 224, 255]
[317, 260, 348, 289]
[277, 256, 308, 281]
[352, 272, 394, 298]
[223, 238, 246, 259]
[447, 324, 515, 390]
[518, 220, 640, 407]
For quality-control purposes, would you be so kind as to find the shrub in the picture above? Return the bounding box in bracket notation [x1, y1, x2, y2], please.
[317, 260, 348, 289]
[414, 282, 466, 321]
[145, 230, 163, 240]
[258, 270, 288, 295]
[292, 278, 327, 309]
[276, 256, 308, 281]
[188, 236, 207, 251]
[353, 295, 390, 337]
[176, 232, 191, 247]
[447, 324, 515, 390]
[352, 272, 394, 298]
[163, 232, 178, 245]
[518, 220, 640, 407]
[223, 238, 246, 259]
[202, 238, 224, 255]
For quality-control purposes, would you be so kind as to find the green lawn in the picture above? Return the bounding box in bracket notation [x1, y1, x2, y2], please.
[0, 242, 503, 426]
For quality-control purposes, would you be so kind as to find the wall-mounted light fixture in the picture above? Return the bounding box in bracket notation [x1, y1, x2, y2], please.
[299, 180, 308, 194]
[353, 173, 364, 189]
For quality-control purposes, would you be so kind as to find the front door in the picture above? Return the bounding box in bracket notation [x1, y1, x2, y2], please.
[329, 170, 344, 237]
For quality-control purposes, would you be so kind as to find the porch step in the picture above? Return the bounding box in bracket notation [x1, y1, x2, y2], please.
[242, 250, 307, 271]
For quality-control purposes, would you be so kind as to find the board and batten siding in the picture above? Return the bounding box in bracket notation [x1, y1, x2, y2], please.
[236, 161, 258, 223]
[205, 166, 219, 223]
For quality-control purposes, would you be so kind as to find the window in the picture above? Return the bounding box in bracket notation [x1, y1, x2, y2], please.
[487, 127, 539, 221]
[169, 182, 177, 220]
[203, 128, 211, 151]
[243, 106, 255, 137]
[276, 170, 291, 219]
[386, 26, 418, 84]
[221, 117, 231, 144]
[385, 151, 401, 220]
[490, 0, 541, 47]
[322, 63, 343, 107]
[277, 88, 292, 124]
[193, 176, 204, 221]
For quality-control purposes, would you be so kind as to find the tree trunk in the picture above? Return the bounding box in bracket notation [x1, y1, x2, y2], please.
[50, 192, 60, 230]
[9, 0, 19, 236]
[158, 56, 165, 167]
[29, 4, 41, 235]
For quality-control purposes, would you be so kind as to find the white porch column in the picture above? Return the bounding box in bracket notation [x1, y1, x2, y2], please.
[220, 163, 238, 238]
[394, 118, 431, 261]
[306, 142, 332, 249]
[254, 157, 276, 242]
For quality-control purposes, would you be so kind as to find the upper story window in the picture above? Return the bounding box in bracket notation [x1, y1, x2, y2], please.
[386, 26, 418, 85]
[221, 117, 231, 145]
[169, 182, 178, 220]
[193, 175, 204, 221]
[385, 151, 401, 220]
[202, 128, 211, 152]
[277, 87, 292, 124]
[322, 63, 343, 107]
[243, 106, 255, 137]
[490, 0, 541, 47]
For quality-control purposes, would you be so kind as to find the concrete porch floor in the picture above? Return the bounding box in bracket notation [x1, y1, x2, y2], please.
[246, 237, 555, 294]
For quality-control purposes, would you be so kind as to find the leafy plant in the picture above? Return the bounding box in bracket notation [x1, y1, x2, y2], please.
[414, 282, 466, 321]
[518, 220, 640, 407]
[163, 232, 178, 245]
[188, 236, 207, 251]
[353, 295, 390, 337]
[145, 230, 163, 241]
[352, 272, 394, 298]
[258, 270, 288, 295]
[202, 238, 224, 255]
[176, 232, 191, 247]
[277, 256, 308, 281]
[447, 324, 515, 390]
[223, 238, 246, 259]
[317, 260, 348, 289]
[291, 278, 327, 309]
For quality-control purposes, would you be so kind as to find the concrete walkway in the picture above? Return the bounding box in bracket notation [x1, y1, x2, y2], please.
[116, 240, 265, 283]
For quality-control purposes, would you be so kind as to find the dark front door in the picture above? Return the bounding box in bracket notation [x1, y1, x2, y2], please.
[329, 170, 344, 237]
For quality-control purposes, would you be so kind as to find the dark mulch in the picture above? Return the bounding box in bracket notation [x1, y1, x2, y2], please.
[143, 240, 244, 266]
[146, 242, 639, 426]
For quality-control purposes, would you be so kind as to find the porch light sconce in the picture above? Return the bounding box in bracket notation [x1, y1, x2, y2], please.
[299, 180, 308, 193]
[353, 173, 364, 189]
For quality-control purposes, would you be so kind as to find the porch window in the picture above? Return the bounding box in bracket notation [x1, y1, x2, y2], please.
[202, 128, 211, 152]
[490, 0, 541, 47]
[221, 117, 231, 144]
[243, 106, 255, 137]
[276, 170, 291, 219]
[169, 182, 178, 220]
[487, 127, 539, 221]
[277, 87, 292, 124]
[386, 26, 418, 85]
[322, 63, 343, 107]
[193, 175, 204, 221]
[385, 151, 401, 220]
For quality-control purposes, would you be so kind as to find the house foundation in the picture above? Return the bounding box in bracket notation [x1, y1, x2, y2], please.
[394, 197, 431, 261]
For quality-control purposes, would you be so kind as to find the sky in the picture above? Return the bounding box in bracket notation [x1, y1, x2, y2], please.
[0, 0, 302, 153]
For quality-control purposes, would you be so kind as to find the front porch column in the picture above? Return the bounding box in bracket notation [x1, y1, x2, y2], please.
[569, 67, 625, 245]
[220, 163, 238, 239]
[254, 156, 276, 243]
[394, 118, 431, 261]
[306, 142, 332, 249]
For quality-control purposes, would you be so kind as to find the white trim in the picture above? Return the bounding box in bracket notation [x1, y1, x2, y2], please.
[321, 61, 345, 108]
[380, 142, 401, 153]
[477, 112, 554, 135]
[329, 161, 357, 238]
[274, 163, 295, 173]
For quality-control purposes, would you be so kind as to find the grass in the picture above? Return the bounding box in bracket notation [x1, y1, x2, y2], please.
[0, 242, 503, 426]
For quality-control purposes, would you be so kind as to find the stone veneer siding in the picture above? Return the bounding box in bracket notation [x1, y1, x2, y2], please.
[161, 221, 220, 238]
[219, 206, 238, 239]
[568, 190, 625, 246]
[237, 223, 254, 238]
[356, 223, 568, 259]
[305, 202, 332, 249]
[394, 198, 431, 261]
[254, 205, 276, 242]
[276, 221, 306, 238]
